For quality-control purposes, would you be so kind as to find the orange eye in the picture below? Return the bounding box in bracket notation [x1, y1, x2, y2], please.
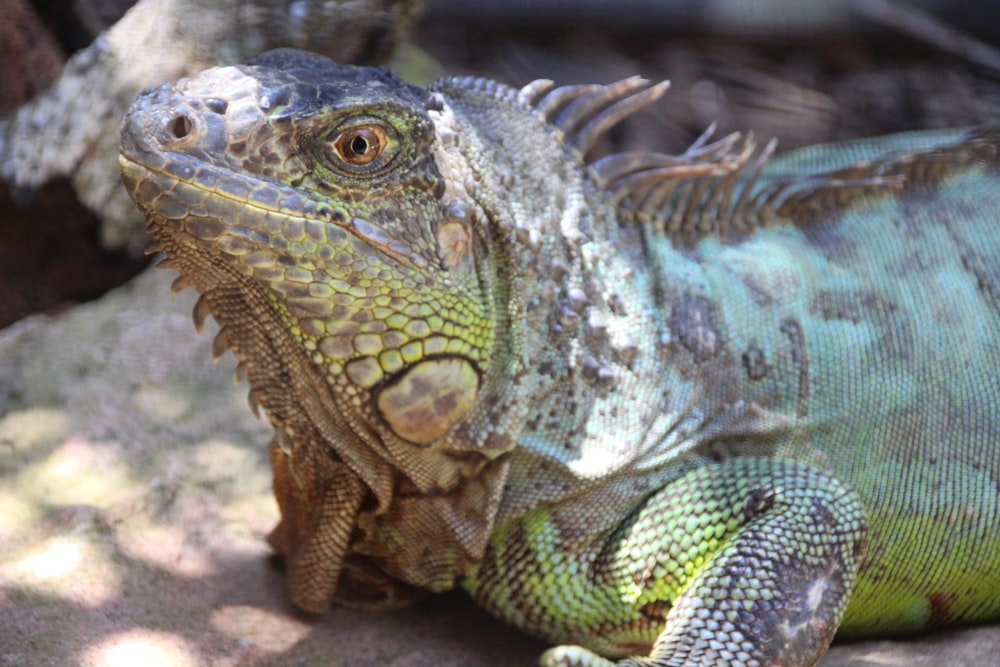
[331, 126, 388, 166]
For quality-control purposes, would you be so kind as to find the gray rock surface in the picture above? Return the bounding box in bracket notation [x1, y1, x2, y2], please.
[1, 266, 998, 664]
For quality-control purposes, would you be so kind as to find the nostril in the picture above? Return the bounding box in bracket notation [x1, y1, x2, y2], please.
[167, 113, 194, 140]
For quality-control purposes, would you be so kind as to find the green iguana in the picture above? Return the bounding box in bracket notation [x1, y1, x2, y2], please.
[118, 48, 1000, 666]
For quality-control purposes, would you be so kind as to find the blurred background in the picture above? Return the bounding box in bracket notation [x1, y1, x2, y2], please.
[2, 0, 1000, 329]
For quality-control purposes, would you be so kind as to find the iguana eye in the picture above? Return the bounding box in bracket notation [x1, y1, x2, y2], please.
[325, 123, 397, 175]
[335, 127, 384, 164]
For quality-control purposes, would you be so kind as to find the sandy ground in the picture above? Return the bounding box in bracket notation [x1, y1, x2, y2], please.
[1, 267, 999, 666]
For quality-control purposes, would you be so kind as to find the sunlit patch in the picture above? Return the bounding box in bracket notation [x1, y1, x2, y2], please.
[3, 536, 119, 607]
[211, 605, 311, 652]
[84, 629, 198, 667]
[0, 407, 69, 451]
[221, 491, 281, 537]
[0, 491, 39, 537]
[119, 525, 216, 579]
[24, 439, 141, 507]
[191, 439, 271, 490]
[9, 537, 83, 580]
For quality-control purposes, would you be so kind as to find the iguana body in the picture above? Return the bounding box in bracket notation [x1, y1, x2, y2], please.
[119, 49, 1000, 666]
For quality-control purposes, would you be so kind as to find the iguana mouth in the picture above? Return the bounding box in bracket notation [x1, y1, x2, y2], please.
[120, 128, 425, 274]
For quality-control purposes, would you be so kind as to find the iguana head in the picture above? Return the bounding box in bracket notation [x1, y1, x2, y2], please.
[119, 47, 683, 488]
[119, 48, 720, 608]
[120, 49, 497, 452]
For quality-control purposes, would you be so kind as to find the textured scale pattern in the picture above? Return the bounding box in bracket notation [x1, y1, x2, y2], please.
[119, 48, 1000, 666]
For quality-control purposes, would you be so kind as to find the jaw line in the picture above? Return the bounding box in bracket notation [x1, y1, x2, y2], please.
[119, 151, 428, 272]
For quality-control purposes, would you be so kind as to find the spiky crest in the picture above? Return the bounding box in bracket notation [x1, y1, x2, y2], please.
[520, 78, 1000, 244]
[519, 76, 670, 156]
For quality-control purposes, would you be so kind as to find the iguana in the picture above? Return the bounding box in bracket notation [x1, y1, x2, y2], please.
[118, 48, 1000, 666]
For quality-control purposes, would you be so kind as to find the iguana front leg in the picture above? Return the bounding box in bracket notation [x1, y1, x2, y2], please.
[467, 458, 867, 667]
[267, 434, 433, 613]
[267, 435, 367, 613]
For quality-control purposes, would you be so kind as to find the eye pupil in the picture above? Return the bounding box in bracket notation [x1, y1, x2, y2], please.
[350, 135, 370, 155]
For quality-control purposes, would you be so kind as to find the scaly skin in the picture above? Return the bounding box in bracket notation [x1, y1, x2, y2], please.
[120, 48, 1000, 666]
